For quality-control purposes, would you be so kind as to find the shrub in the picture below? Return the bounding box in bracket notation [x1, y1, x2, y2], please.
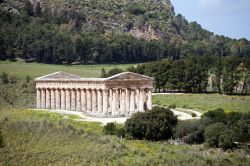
[103, 123, 117, 135]
[168, 104, 176, 109]
[125, 106, 178, 140]
[237, 112, 250, 141]
[0, 130, 4, 148]
[204, 122, 226, 147]
[218, 129, 237, 150]
[173, 118, 211, 144]
[117, 128, 126, 138]
[127, 3, 146, 15]
[191, 113, 197, 117]
[203, 108, 226, 124]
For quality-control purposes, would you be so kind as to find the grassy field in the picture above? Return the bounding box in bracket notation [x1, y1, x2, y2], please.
[0, 61, 136, 78]
[0, 110, 249, 166]
[153, 94, 250, 113]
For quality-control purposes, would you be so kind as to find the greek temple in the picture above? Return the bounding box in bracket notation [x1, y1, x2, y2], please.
[34, 71, 154, 117]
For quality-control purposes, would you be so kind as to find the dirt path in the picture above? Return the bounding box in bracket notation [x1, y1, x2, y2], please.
[33, 108, 201, 125]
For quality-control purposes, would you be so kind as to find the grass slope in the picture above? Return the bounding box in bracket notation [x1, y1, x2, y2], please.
[0, 61, 136, 78]
[153, 94, 250, 113]
[0, 110, 249, 165]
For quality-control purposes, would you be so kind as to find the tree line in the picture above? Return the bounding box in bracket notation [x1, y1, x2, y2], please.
[0, 2, 250, 64]
[104, 56, 250, 95]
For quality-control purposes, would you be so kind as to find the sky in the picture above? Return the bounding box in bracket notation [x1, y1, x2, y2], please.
[171, 0, 250, 40]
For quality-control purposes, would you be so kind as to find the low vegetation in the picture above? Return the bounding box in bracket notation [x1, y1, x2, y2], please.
[153, 93, 250, 113]
[0, 109, 250, 165]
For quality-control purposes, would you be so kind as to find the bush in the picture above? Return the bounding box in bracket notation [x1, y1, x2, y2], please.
[203, 108, 226, 124]
[173, 118, 211, 144]
[117, 128, 126, 138]
[0, 131, 4, 148]
[168, 104, 176, 109]
[127, 3, 146, 15]
[237, 112, 250, 141]
[218, 129, 237, 150]
[103, 123, 116, 135]
[125, 106, 178, 140]
[204, 122, 226, 147]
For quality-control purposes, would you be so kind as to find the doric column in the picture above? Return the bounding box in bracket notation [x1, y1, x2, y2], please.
[125, 89, 130, 113]
[71, 89, 76, 111]
[136, 89, 140, 111]
[76, 89, 81, 111]
[111, 89, 117, 116]
[55, 89, 60, 109]
[41, 88, 46, 109]
[109, 89, 112, 111]
[139, 89, 144, 112]
[102, 89, 108, 114]
[65, 89, 71, 110]
[36, 89, 41, 109]
[97, 89, 103, 113]
[92, 89, 97, 112]
[61, 89, 66, 110]
[81, 89, 87, 112]
[146, 89, 152, 110]
[86, 89, 92, 112]
[120, 89, 126, 115]
[45, 89, 51, 109]
[51, 89, 56, 109]
[130, 89, 135, 114]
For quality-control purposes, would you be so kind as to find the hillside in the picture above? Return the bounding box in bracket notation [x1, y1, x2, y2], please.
[0, 0, 250, 64]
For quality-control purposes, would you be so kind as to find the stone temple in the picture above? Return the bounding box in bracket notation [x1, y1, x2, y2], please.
[35, 71, 154, 117]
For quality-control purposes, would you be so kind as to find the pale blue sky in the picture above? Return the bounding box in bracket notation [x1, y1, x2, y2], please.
[171, 0, 250, 40]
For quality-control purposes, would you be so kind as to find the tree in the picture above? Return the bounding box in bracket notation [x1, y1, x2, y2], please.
[103, 123, 117, 135]
[125, 106, 178, 140]
[25, 0, 34, 16]
[204, 122, 226, 147]
[203, 109, 226, 124]
[34, 2, 42, 17]
[218, 129, 237, 150]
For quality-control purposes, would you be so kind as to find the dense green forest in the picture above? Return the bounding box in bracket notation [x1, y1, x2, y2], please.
[0, 0, 250, 64]
[102, 56, 250, 94]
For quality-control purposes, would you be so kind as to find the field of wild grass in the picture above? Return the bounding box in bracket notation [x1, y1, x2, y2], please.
[0, 110, 249, 165]
[0, 61, 136, 78]
[153, 94, 250, 113]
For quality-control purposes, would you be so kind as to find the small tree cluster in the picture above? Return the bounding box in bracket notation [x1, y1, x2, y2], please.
[125, 106, 178, 140]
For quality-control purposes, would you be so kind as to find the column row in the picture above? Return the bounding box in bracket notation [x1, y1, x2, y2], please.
[36, 88, 152, 116]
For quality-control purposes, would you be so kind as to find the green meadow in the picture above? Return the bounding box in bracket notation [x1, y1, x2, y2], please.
[0, 110, 249, 165]
[0, 61, 136, 78]
[153, 93, 250, 113]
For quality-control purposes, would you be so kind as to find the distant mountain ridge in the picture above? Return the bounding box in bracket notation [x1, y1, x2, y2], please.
[0, 0, 249, 64]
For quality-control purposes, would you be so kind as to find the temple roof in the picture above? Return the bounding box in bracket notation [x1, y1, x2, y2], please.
[34, 71, 153, 82]
[107, 72, 153, 81]
[34, 71, 84, 81]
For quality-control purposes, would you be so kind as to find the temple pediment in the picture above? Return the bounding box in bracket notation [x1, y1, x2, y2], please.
[35, 71, 83, 81]
[106, 72, 153, 81]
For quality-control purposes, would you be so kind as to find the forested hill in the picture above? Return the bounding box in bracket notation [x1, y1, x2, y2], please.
[0, 0, 250, 64]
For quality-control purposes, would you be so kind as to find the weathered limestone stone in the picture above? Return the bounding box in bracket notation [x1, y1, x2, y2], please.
[76, 89, 81, 111]
[55, 89, 60, 109]
[35, 71, 153, 117]
[51, 89, 56, 109]
[61, 89, 66, 110]
[45, 89, 51, 109]
[81, 89, 87, 112]
[130, 89, 135, 115]
[37, 89, 41, 109]
[102, 89, 108, 114]
[97, 89, 102, 113]
[66, 89, 71, 111]
[86, 89, 92, 112]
